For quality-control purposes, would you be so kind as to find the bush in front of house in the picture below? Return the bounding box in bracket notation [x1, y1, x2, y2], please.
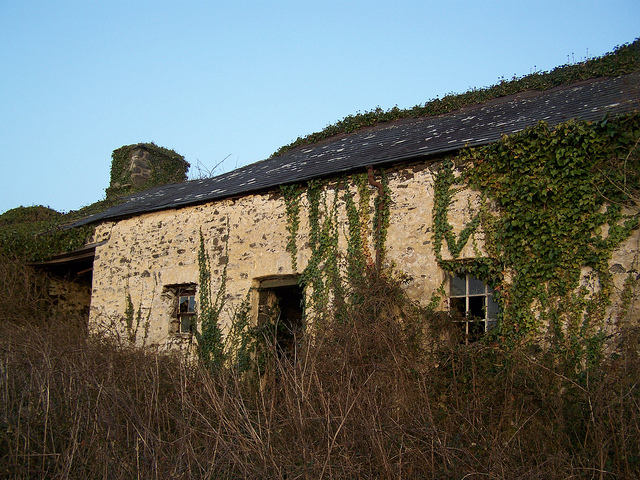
[0, 257, 639, 479]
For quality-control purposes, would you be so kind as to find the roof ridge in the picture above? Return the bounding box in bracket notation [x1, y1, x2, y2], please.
[271, 39, 640, 157]
[72, 72, 639, 227]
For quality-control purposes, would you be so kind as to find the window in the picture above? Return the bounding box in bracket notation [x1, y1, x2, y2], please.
[177, 289, 197, 334]
[449, 273, 499, 343]
[163, 284, 197, 336]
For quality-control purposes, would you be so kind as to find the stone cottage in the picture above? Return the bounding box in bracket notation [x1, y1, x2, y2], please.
[74, 72, 640, 350]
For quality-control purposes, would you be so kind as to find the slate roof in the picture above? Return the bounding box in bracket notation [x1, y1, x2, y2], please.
[75, 72, 640, 226]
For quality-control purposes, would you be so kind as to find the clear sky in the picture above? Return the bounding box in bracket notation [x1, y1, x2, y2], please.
[1, 1, 638, 215]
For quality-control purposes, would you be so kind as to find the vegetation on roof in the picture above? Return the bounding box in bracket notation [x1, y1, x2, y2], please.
[272, 38, 640, 157]
[0, 206, 94, 262]
[106, 142, 190, 199]
[4, 39, 639, 261]
[0, 205, 62, 228]
[0, 142, 188, 261]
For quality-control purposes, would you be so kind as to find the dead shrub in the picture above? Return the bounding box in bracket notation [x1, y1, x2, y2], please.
[0, 255, 51, 325]
[0, 260, 639, 478]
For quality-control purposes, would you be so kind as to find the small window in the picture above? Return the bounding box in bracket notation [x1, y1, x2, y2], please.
[163, 284, 197, 337]
[177, 289, 197, 334]
[449, 273, 499, 343]
[163, 284, 197, 336]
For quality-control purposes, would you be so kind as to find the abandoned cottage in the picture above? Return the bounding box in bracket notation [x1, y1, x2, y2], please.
[65, 71, 640, 352]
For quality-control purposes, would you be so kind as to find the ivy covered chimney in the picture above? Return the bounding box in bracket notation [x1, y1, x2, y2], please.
[106, 143, 190, 199]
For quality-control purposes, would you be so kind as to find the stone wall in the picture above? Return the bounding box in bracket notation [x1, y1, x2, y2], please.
[48, 277, 92, 319]
[90, 162, 444, 347]
[88, 159, 639, 348]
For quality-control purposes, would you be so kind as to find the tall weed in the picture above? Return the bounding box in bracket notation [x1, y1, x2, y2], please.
[0, 259, 638, 478]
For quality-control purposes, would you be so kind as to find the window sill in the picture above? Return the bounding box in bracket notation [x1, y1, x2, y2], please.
[171, 332, 194, 340]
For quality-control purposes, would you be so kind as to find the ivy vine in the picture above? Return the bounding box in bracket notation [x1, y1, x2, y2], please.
[281, 184, 303, 272]
[281, 170, 392, 321]
[355, 173, 373, 263]
[196, 226, 228, 370]
[372, 170, 392, 269]
[432, 159, 482, 262]
[433, 112, 640, 361]
[343, 186, 366, 291]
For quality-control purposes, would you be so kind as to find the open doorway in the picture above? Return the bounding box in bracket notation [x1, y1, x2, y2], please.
[256, 277, 304, 361]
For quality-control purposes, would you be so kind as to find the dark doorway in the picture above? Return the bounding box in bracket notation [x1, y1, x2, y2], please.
[257, 278, 304, 361]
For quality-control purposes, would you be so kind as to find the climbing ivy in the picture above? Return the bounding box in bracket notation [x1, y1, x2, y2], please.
[195, 227, 227, 370]
[223, 292, 255, 375]
[432, 159, 482, 262]
[281, 170, 392, 321]
[433, 112, 640, 361]
[281, 184, 303, 272]
[431, 161, 504, 310]
[372, 171, 392, 269]
[343, 185, 367, 291]
[617, 273, 639, 324]
[300, 180, 343, 318]
[106, 142, 190, 199]
[355, 173, 373, 262]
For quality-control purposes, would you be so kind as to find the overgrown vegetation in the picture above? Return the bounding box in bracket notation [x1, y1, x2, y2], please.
[280, 171, 392, 319]
[106, 142, 189, 199]
[431, 112, 640, 366]
[195, 228, 227, 370]
[272, 39, 640, 157]
[2, 35, 639, 479]
[0, 196, 133, 261]
[2, 256, 639, 479]
[0, 143, 187, 262]
[0, 205, 97, 261]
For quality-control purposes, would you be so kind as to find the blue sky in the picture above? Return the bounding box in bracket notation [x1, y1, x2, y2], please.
[1, 1, 638, 215]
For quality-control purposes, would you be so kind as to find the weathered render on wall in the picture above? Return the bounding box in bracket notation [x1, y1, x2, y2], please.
[91, 187, 292, 347]
[606, 224, 640, 328]
[88, 155, 639, 349]
[81, 72, 640, 350]
[89, 161, 476, 347]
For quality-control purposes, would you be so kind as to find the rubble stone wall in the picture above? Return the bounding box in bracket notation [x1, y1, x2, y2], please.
[88, 160, 639, 348]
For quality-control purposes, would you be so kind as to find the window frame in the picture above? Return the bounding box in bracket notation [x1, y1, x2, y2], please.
[176, 288, 197, 335]
[448, 273, 498, 343]
[163, 284, 198, 337]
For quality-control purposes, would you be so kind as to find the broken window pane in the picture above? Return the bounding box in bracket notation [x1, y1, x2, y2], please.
[180, 314, 193, 334]
[450, 297, 466, 316]
[451, 273, 466, 296]
[179, 295, 196, 314]
[468, 276, 485, 295]
[176, 288, 196, 334]
[468, 295, 485, 318]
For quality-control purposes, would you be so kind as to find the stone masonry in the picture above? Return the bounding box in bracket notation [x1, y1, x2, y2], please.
[88, 159, 640, 349]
